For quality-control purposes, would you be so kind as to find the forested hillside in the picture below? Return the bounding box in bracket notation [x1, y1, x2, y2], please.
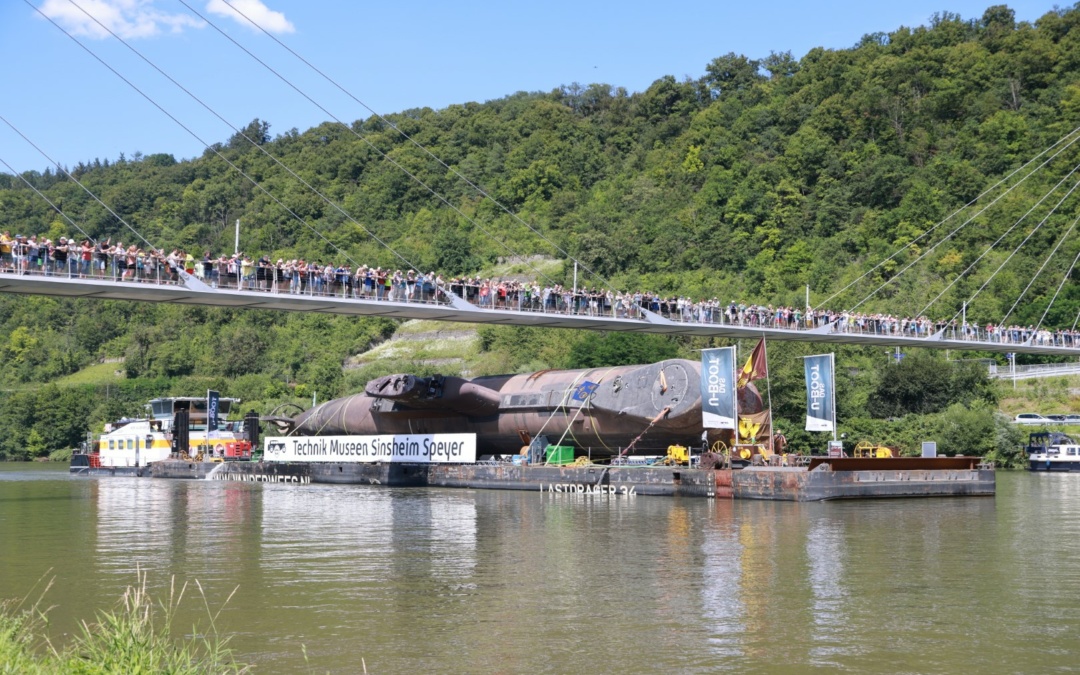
[1, 4, 1076, 460]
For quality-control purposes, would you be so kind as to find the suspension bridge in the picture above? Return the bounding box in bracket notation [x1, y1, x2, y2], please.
[0, 270, 1075, 356]
[2, 0, 1080, 358]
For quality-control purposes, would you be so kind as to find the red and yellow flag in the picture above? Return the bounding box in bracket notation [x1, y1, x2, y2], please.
[737, 339, 768, 389]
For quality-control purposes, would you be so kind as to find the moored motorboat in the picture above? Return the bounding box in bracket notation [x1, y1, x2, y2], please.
[1025, 431, 1080, 472]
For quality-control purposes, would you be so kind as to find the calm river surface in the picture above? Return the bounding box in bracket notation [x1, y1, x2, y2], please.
[1, 465, 1078, 673]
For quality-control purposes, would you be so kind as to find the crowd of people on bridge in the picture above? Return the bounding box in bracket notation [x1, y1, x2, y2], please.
[2, 229, 1077, 348]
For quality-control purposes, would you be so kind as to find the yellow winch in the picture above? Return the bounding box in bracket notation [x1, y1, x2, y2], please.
[664, 445, 689, 466]
[854, 441, 897, 458]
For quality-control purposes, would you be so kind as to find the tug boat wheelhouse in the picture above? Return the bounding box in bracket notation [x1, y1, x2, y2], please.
[1025, 431, 1080, 472]
[71, 396, 251, 473]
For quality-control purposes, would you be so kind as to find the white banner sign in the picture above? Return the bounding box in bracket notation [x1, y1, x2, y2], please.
[263, 434, 476, 463]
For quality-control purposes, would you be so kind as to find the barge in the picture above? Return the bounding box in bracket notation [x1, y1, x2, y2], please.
[149, 455, 995, 501]
[73, 355, 996, 501]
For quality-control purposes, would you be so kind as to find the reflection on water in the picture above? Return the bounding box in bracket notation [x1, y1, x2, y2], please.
[95, 479, 174, 576]
[805, 512, 847, 666]
[701, 502, 744, 658]
[2, 467, 1080, 673]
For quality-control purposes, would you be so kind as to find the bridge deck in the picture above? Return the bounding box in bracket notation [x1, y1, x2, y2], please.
[0, 273, 1075, 356]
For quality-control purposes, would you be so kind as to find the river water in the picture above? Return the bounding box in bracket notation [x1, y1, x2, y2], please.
[1, 465, 1078, 673]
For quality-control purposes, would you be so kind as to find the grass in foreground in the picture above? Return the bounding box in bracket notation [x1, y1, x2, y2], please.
[0, 572, 248, 674]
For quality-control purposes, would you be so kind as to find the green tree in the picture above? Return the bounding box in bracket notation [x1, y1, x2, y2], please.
[566, 333, 681, 369]
[704, 53, 764, 98]
[867, 352, 995, 418]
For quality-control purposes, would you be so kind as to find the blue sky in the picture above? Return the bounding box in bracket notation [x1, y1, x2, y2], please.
[0, 0, 1062, 173]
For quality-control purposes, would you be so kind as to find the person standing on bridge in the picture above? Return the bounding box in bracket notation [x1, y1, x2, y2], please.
[25, 236, 39, 275]
[0, 231, 12, 273]
[125, 245, 138, 281]
[240, 255, 253, 290]
[54, 237, 70, 277]
[79, 240, 92, 278]
[375, 267, 387, 300]
[202, 252, 214, 286]
[93, 239, 107, 278]
[393, 270, 404, 301]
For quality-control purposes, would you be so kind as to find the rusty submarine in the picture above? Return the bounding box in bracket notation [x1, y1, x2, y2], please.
[106, 358, 994, 502]
[288, 359, 764, 457]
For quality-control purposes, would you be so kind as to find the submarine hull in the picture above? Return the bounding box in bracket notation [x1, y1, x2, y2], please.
[292, 360, 763, 456]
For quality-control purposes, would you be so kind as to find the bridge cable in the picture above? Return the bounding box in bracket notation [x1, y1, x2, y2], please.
[0, 115, 160, 253]
[198, 0, 613, 293]
[201, 0, 1080, 324]
[998, 192, 1080, 328]
[917, 160, 1080, 318]
[1033, 233, 1080, 336]
[819, 124, 1080, 310]
[951, 207, 1080, 333]
[0, 154, 97, 245]
[169, 0, 567, 289]
[56, 0, 419, 277]
[944, 173, 1080, 332]
[846, 151, 1080, 315]
[187, 0, 611, 291]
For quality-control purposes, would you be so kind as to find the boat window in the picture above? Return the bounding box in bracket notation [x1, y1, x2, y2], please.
[109, 440, 114, 450]
[1070, 448, 1077, 456]
[127, 438, 133, 449]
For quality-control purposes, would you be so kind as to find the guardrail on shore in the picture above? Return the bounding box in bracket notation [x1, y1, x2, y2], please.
[989, 362, 1080, 380]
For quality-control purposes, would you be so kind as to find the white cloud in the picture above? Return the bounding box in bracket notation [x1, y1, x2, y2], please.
[38, 0, 204, 40]
[205, 0, 295, 34]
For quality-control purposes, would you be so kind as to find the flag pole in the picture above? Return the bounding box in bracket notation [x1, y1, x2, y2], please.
[733, 342, 740, 450]
[205, 388, 211, 453]
[830, 353, 837, 442]
[762, 334, 773, 455]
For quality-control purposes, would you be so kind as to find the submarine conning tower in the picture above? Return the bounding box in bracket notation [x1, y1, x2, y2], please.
[365, 374, 502, 416]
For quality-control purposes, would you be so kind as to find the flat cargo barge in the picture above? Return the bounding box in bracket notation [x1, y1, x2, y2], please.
[146, 456, 995, 501]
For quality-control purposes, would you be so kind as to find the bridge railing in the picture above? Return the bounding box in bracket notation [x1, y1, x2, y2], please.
[3, 253, 180, 285]
[1, 257, 459, 306]
[8, 258, 1080, 348]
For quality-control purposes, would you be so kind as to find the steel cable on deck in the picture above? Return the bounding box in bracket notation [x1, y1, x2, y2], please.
[917, 160, 1080, 318]
[0, 115, 159, 252]
[846, 150, 1080, 315]
[0, 154, 97, 245]
[55, 0, 417, 278]
[561, 366, 619, 460]
[168, 0, 568, 291]
[820, 125, 1080, 311]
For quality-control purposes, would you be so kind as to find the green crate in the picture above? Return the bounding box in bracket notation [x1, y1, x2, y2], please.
[544, 445, 575, 465]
